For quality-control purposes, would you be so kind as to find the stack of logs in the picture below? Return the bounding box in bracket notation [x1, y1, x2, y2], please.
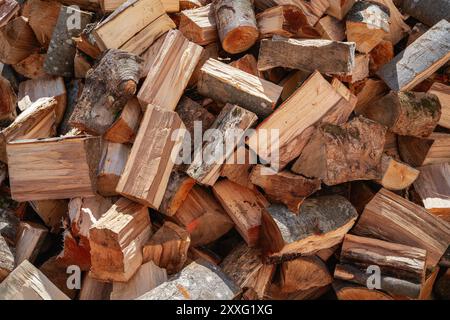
[0, 0, 449, 300]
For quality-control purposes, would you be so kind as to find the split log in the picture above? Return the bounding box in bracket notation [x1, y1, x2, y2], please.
[44, 5, 93, 77]
[213, 0, 259, 54]
[79, 274, 112, 300]
[362, 91, 441, 138]
[0, 260, 69, 300]
[69, 49, 143, 135]
[89, 197, 152, 282]
[336, 53, 370, 84]
[220, 243, 275, 299]
[212, 179, 269, 247]
[371, 0, 410, 45]
[396, 0, 450, 27]
[159, 172, 196, 216]
[333, 281, 393, 300]
[29, 199, 68, 232]
[12, 53, 46, 79]
[139, 31, 168, 75]
[398, 133, 450, 167]
[172, 185, 234, 246]
[334, 234, 427, 298]
[197, 58, 282, 118]
[257, 5, 321, 39]
[17, 75, 66, 125]
[229, 54, 261, 77]
[74, 23, 102, 59]
[326, 0, 355, 20]
[345, 1, 390, 53]
[376, 154, 419, 191]
[261, 196, 358, 263]
[0, 75, 16, 123]
[7, 135, 102, 201]
[188, 42, 218, 87]
[93, 0, 166, 50]
[428, 83, 450, 129]
[179, 4, 217, 45]
[292, 116, 386, 186]
[377, 20, 450, 91]
[97, 142, 130, 197]
[161, 0, 179, 12]
[142, 221, 190, 274]
[351, 78, 388, 113]
[110, 261, 167, 300]
[0, 16, 39, 65]
[352, 188, 450, 267]
[247, 71, 354, 170]
[137, 259, 241, 300]
[15, 222, 48, 265]
[39, 256, 77, 299]
[104, 97, 142, 144]
[221, 146, 255, 189]
[137, 30, 203, 111]
[257, 37, 355, 75]
[186, 104, 257, 185]
[0, 0, 20, 28]
[116, 105, 185, 209]
[369, 40, 394, 75]
[0, 234, 14, 281]
[57, 230, 91, 271]
[315, 15, 345, 41]
[27, 0, 61, 48]
[281, 256, 332, 293]
[250, 165, 321, 212]
[413, 163, 450, 222]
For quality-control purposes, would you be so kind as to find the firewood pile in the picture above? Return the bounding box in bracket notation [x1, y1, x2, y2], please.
[0, 0, 449, 301]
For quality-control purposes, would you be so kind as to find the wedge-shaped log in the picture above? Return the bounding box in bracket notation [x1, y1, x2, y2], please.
[398, 133, 450, 167]
[315, 15, 345, 41]
[89, 197, 151, 282]
[361, 91, 441, 138]
[7, 135, 102, 201]
[353, 188, 450, 267]
[0, 235, 14, 281]
[250, 165, 321, 212]
[335, 234, 427, 298]
[137, 30, 203, 111]
[352, 78, 388, 113]
[137, 259, 241, 300]
[179, 4, 217, 45]
[197, 58, 282, 118]
[15, 221, 48, 265]
[116, 105, 185, 209]
[213, 179, 269, 247]
[292, 116, 387, 186]
[377, 20, 450, 91]
[257, 37, 355, 75]
[428, 83, 450, 129]
[104, 98, 142, 144]
[97, 142, 130, 197]
[326, 0, 355, 20]
[69, 49, 143, 135]
[261, 196, 358, 263]
[27, 0, 61, 48]
[376, 154, 419, 191]
[159, 171, 196, 216]
[142, 221, 190, 274]
[0, 260, 69, 300]
[173, 185, 234, 246]
[220, 146, 255, 189]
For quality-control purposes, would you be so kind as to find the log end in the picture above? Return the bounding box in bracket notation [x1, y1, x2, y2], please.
[222, 26, 259, 54]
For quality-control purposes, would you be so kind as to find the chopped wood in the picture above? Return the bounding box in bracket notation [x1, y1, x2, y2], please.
[0, 75, 16, 123]
[12, 53, 46, 79]
[29, 199, 67, 232]
[371, 0, 410, 45]
[229, 54, 261, 77]
[15, 221, 47, 265]
[326, 0, 355, 20]
[352, 188, 450, 267]
[79, 275, 112, 300]
[27, 0, 61, 48]
[336, 53, 370, 84]
[0, 234, 14, 281]
[376, 154, 419, 191]
[57, 230, 91, 271]
[97, 142, 130, 197]
[0, 208, 19, 245]
[221, 146, 255, 189]
[428, 82, 450, 129]
[104, 97, 142, 144]
[180, 0, 211, 10]
[396, 0, 450, 27]
[179, 4, 217, 45]
[315, 15, 345, 41]
[197, 58, 282, 118]
[351, 78, 388, 113]
[39, 256, 77, 299]
[333, 280, 394, 300]
[159, 172, 196, 216]
[369, 40, 394, 75]
[0, 0, 20, 28]
[398, 133, 450, 167]
[188, 41, 218, 87]
[74, 51, 91, 78]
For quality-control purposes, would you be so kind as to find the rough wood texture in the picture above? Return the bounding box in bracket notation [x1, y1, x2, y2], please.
[159, 171, 196, 216]
[337, 53, 370, 84]
[29, 199, 68, 232]
[362, 91, 441, 138]
[398, 133, 450, 167]
[258, 37, 355, 75]
[292, 116, 386, 186]
[27, 0, 61, 48]
[213, 179, 269, 247]
[0, 234, 14, 281]
[12, 53, 46, 79]
[230, 54, 261, 77]
[89, 197, 151, 282]
[377, 154, 419, 191]
[137, 259, 241, 300]
[79, 275, 112, 300]
[69, 49, 143, 135]
[351, 78, 388, 113]
[397, 0, 450, 27]
[97, 142, 130, 197]
[116, 105, 185, 209]
[414, 163, 450, 222]
[0, 0, 20, 28]
[197, 58, 282, 118]
[326, 0, 355, 20]
[261, 196, 358, 263]
[371, 0, 410, 45]
[172, 185, 234, 246]
[104, 97, 142, 144]
[250, 165, 321, 212]
[142, 221, 190, 274]
[39, 256, 77, 299]
[137, 30, 203, 111]
[179, 4, 217, 45]
[335, 234, 427, 298]
[0, 260, 69, 300]
[0, 75, 16, 123]
[428, 82, 450, 129]
[0, 209, 19, 245]
[369, 40, 394, 75]
[315, 15, 345, 41]
[213, 0, 259, 54]
[353, 188, 450, 267]
[186, 104, 257, 185]
[220, 146, 255, 189]
[333, 281, 393, 300]
[7, 136, 102, 201]
[377, 20, 450, 91]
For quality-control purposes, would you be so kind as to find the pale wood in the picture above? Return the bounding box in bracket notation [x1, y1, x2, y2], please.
[89, 197, 152, 282]
[315, 15, 345, 41]
[7, 135, 102, 201]
[27, 0, 61, 48]
[398, 133, 450, 167]
[326, 0, 355, 20]
[371, 0, 410, 45]
[353, 188, 450, 267]
[111, 261, 167, 300]
[428, 82, 450, 129]
[173, 185, 234, 246]
[0, 260, 69, 300]
[116, 105, 185, 209]
[376, 154, 419, 191]
[188, 42, 218, 87]
[142, 221, 190, 274]
[29, 199, 68, 232]
[104, 97, 142, 144]
[97, 142, 130, 197]
[137, 259, 241, 300]
[179, 4, 217, 45]
[161, 0, 179, 12]
[79, 274, 112, 300]
[15, 222, 48, 265]
[351, 78, 388, 113]
[0, 234, 14, 281]
[221, 146, 255, 189]
[212, 179, 269, 247]
[337, 54, 370, 84]
[229, 54, 261, 78]
[137, 30, 203, 111]
[197, 58, 282, 118]
[12, 53, 46, 79]
[377, 20, 450, 91]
